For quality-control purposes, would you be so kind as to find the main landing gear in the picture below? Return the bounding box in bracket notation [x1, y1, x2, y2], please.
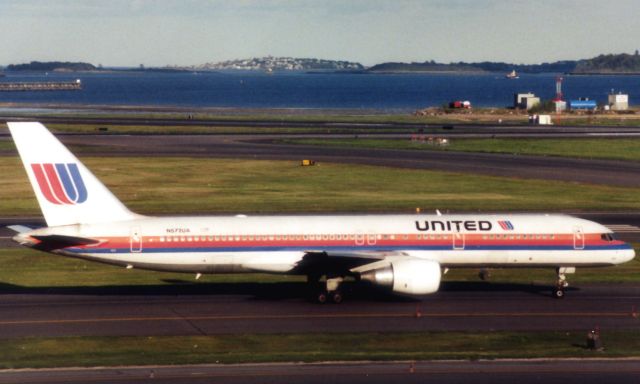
[553, 267, 575, 299]
[309, 275, 344, 304]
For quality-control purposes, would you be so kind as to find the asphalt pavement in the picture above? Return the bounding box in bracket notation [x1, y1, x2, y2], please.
[1, 359, 639, 384]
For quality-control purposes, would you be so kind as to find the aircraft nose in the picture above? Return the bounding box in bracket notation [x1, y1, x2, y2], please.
[619, 246, 636, 263]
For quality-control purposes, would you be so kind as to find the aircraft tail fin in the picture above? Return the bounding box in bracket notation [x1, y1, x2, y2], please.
[8, 122, 140, 226]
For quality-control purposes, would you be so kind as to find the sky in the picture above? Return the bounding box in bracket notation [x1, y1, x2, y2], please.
[0, 0, 638, 67]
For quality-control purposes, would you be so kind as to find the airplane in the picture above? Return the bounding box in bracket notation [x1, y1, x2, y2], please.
[6, 122, 636, 303]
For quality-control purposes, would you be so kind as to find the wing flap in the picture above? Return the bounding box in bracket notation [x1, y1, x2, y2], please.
[294, 250, 408, 275]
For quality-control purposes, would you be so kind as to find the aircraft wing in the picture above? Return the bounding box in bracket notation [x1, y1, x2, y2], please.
[294, 249, 409, 275]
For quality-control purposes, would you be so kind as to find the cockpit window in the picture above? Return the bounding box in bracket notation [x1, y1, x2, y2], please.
[600, 233, 615, 242]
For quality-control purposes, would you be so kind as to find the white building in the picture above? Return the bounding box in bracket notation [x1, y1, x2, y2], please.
[608, 93, 629, 111]
[514, 92, 540, 110]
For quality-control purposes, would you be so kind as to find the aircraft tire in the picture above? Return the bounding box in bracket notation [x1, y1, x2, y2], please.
[316, 291, 328, 304]
[553, 288, 565, 299]
[331, 291, 343, 304]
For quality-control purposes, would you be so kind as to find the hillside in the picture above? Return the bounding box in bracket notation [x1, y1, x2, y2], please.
[572, 52, 640, 74]
[368, 60, 577, 74]
[368, 61, 481, 73]
[368, 53, 640, 74]
[196, 57, 364, 71]
[6, 61, 97, 72]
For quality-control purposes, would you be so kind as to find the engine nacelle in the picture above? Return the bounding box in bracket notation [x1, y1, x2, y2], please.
[360, 258, 441, 295]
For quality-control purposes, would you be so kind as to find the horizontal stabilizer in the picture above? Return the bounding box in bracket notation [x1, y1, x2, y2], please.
[7, 225, 34, 234]
[31, 234, 101, 249]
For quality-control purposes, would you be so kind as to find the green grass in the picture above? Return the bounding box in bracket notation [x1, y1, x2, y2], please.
[3, 156, 640, 216]
[0, 141, 15, 151]
[2, 331, 639, 368]
[283, 137, 640, 162]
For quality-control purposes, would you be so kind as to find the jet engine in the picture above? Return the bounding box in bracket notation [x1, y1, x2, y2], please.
[359, 258, 441, 295]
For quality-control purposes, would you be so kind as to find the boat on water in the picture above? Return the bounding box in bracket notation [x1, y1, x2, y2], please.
[505, 70, 519, 79]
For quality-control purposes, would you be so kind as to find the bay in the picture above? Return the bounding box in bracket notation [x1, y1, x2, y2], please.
[0, 71, 638, 110]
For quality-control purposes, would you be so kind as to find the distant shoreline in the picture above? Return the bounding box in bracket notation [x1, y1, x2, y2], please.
[567, 72, 640, 76]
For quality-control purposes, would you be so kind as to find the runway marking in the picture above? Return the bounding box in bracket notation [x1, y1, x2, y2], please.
[606, 224, 640, 233]
[0, 311, 636, 326]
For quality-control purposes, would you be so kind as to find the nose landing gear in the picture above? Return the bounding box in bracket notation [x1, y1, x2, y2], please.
[553, 267, 574, 299]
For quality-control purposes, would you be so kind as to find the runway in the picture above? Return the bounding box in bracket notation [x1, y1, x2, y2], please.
[3, 131, 640, 187]
[0, 282, 638, 338]
[1, 359, 639, 384]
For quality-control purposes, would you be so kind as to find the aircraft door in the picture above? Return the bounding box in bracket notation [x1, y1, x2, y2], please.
[453, 231, 465, 250]
[367, 233, 377, 246]
[130, 226, 142, 253]
[573, 226, 584, 250]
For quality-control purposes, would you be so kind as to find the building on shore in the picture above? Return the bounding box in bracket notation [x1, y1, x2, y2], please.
[608, 92, 629, 111]
[514, 92, 540, 110]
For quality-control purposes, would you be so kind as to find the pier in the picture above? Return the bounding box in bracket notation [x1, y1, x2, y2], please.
[0, 79, 82, 91]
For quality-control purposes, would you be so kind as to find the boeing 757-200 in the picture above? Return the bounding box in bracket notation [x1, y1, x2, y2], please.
[6, 122, 635, 302]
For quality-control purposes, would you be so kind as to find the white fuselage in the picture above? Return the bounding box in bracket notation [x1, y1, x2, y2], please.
[20, 213, 635, 274]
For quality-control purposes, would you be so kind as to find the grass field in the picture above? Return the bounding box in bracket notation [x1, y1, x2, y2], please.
[2, 331, 639, 368]
[283, 137, 640, 162]
[2, 156, 640, 216]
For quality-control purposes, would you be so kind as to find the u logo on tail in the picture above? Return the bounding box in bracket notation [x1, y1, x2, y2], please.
[31, 163, 88, 205]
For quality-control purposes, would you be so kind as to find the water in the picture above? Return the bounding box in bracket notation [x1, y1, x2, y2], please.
[0, 71, 638, 110]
